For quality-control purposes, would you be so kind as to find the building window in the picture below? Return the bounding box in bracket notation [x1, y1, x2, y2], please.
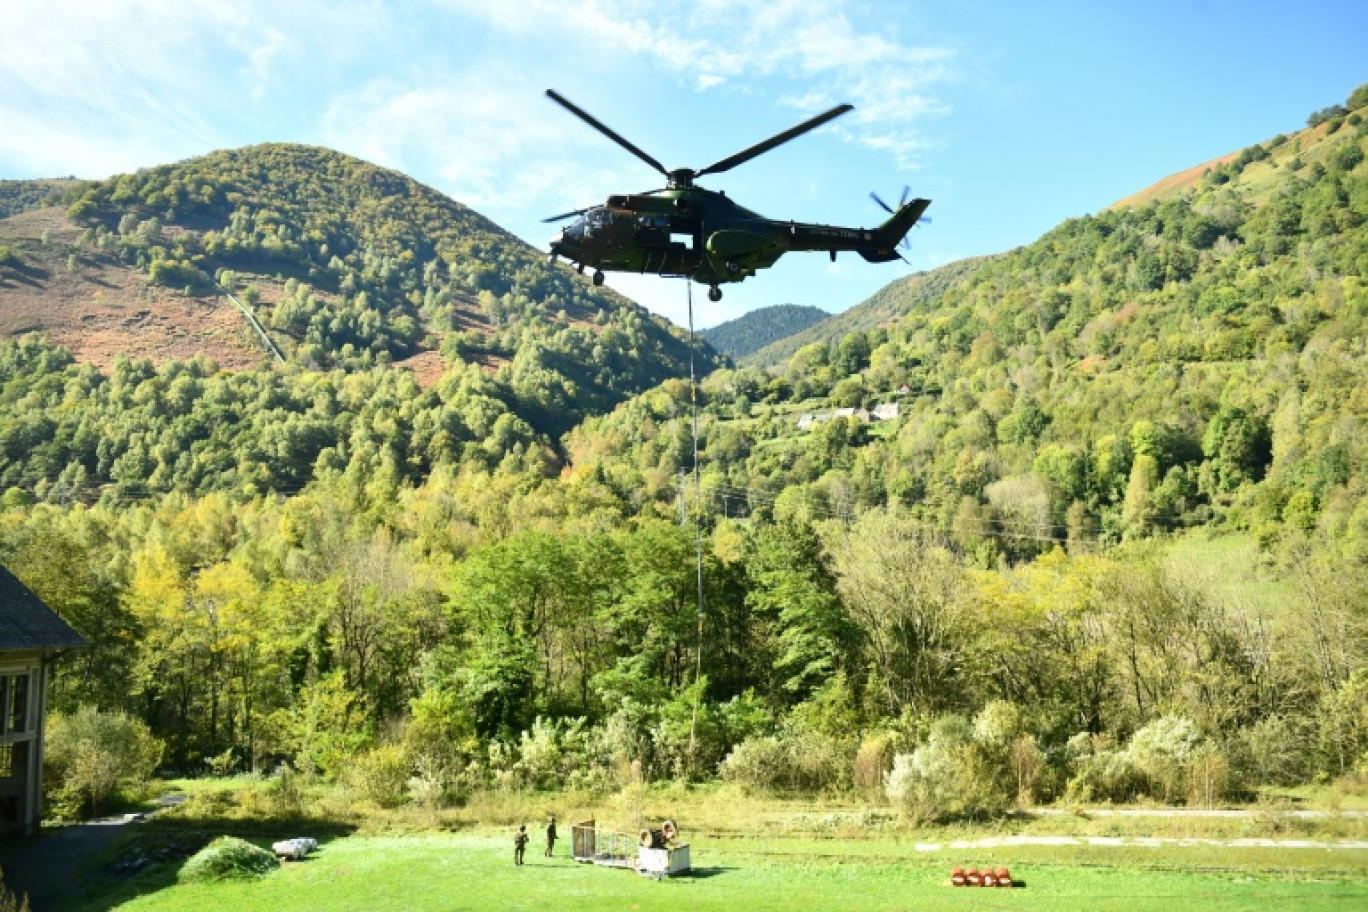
[9, 674, 26, 734]
[0, 673, 32, 738]
[0, 744, 10, 778]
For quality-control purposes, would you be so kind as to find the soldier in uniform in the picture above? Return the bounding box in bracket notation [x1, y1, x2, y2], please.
[545, 815, 557, 857]
[514, 824, 528, 865]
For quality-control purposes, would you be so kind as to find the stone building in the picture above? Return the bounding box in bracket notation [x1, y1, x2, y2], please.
[0, 564, 85, 838]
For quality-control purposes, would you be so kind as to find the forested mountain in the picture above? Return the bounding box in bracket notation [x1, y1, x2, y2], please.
[700, 303, 829, 359]
[741, 257, 989, 366]
[0, 146, 725, 508]
[570, 97, 1368, 565]
[6, 88, 1368, 819]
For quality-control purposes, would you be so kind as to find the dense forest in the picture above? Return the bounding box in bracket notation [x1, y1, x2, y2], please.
[700, 304, 829, 360]
[5, 86, 1368, 820]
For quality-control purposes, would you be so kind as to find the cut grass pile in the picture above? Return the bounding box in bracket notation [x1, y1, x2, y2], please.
[178, 837, 279, 883]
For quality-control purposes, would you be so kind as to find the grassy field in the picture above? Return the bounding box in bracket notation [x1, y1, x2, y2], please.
[14, 780, 1366, 910]
[1161, 532, 1296, 616]
[72, 828, 1368, 912]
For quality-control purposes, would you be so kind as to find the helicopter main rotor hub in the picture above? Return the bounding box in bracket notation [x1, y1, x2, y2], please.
[667, 168, 696, 189]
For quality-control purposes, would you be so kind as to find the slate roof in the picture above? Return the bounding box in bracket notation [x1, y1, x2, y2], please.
[0, 563, 87, 651]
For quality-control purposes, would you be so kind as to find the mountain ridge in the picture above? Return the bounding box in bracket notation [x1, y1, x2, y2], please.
[700, 303, 830, 360]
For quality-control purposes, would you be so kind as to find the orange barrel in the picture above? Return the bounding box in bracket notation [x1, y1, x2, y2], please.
[951, 867, 966, 886]
[996, 867, 1012, 887]
[966, 867, 981, 886]
[982, 870, 998, 887]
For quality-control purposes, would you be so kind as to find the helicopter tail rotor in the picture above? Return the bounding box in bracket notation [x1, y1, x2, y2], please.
[870, 186, 912, 215]
[859, 194, 931, 262]
[870, 187, 929, 251]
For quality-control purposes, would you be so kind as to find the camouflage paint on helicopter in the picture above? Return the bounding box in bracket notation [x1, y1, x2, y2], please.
[544, 90, 930, 303]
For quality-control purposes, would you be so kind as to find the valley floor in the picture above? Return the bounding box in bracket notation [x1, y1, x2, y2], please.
[7, 785, 1367, 912]
[62, 830, 1368, 912]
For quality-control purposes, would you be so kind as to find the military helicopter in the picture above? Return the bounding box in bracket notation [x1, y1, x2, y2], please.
[544, 89, 930, 302]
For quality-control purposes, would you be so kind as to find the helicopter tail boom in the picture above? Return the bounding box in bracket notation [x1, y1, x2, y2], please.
[859, 197, 931, 263]
[783, 194, 930, 262]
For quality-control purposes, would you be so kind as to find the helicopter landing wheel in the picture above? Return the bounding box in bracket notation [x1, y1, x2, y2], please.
[707, 285, 722, 302]
[592, 270, 605, 286]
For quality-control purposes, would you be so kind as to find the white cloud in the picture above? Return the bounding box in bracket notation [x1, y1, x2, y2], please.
[439, 0, 958, 169]
[318, 67, 646, 216]
[243, 28, 289, 101]
[0, 0, 383, 177]
[0, 1, 235, 174]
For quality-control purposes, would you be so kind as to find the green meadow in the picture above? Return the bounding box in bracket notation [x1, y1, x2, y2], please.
[75, 830, 1368, 912]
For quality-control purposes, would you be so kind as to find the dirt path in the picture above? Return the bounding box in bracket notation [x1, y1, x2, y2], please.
[1030, 807, 1368, 819]
[0, 815, 137, 911]
[912, 834, 1368, 852]
[0, 796, 184, 911]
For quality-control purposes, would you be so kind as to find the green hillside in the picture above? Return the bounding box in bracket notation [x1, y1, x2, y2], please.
[0, 145, 723, 502]
[573, 92, 1368, 561]
[700, 303, 830, 359]
[60, 144, 708, 390]
[741, 256, 990, 366]
[0, 178, 77, 219]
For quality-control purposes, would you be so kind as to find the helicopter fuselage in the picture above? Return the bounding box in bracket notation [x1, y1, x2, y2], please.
[550, 186, 920, 292]
[541, 89, 929, 301]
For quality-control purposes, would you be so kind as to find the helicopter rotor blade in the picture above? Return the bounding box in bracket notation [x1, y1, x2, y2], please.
[695, 103, 853, 179]
[542, 208, 590, 224]
[870, 191, 893, 214]
[546, 89, 670, 179]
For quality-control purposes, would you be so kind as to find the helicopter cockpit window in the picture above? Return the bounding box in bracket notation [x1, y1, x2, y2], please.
[589, 209, 612, 227]
[637, 214, 670, 229]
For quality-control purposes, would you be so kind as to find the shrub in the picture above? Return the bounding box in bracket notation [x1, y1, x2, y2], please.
[268, 765, 307, 817]
[781, 730, 849, 791]
[719, 728, 850, 793]
[1009, 734, 1045, 806]
[408, 750, 461, 810]
[403, 686, 479, 806]
[1315, 670, 1368, 777]
[349, 744, 410, 808]
[1187, 744, 1232, 808]
[1126, 715, 1203, 802]
[179, 837, 279, 882]
[1063, 732, 1144, 804]
[44, 707, 163, 817]
[1237, 715, 1312, 786]
[205, 748, 238, 778]
[720, 736, 787, 792]
[853, 734, 893, 791]
[517, 717, 567, 790]
[885, 716, 1009, 823]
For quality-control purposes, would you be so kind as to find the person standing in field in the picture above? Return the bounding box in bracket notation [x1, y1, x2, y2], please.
[514, 824, 529, 865]
[545, 816, 557, 857]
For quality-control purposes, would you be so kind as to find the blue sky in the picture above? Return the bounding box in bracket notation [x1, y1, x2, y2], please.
[1, 1, 1364, 328]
